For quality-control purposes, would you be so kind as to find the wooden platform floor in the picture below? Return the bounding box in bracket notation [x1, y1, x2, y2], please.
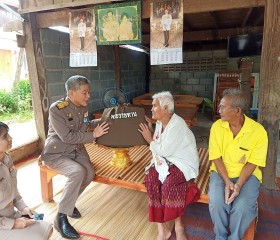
[13, 112, 279, 239]
[17, 158, 167, 240]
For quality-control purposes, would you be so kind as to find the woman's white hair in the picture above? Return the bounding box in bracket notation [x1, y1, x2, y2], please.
[152, 91, 174, 114]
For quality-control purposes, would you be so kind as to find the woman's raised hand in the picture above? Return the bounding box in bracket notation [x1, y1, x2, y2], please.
[138, 123, 153, 144]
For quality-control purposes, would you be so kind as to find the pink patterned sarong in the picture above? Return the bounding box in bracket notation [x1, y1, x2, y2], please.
[145, 165, 200, 223]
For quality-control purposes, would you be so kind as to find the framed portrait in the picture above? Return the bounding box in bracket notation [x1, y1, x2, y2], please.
[95, 1, 141, 45]
[69, 8, 97, 67]
[150, 0, 184, 65]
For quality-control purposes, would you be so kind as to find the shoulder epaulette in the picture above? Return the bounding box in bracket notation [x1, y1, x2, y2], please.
[56, 101, 69, 110]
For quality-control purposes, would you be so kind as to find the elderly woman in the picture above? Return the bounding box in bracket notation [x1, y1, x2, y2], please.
[138, 91, 200, 240]
[0, 122, 53, 240]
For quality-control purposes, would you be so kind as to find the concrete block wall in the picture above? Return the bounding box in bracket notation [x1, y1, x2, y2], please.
[150, 50, 261, 101]
[150, 67, 215, 101]
[40, 29, 147, 116]
[120, 48, 147, 102]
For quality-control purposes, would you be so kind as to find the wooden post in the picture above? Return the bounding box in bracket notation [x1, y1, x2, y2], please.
[114, 45, 121, 88]
[258, 0, 280, 190]
[22, 13, 49, 148]
[239, 58, 253, 116]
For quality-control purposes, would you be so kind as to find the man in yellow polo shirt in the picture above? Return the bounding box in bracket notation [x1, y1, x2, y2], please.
[208, 88, 268, 240]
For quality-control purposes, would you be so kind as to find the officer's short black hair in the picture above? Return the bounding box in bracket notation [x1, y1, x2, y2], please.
[0, 122, 9, 139]
[65, 75, 90, 92]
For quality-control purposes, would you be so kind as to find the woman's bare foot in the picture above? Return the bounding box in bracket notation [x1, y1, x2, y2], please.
[174, 217, 187, 240]
[156, 230, 171, 240]
[157, 223, 172, 240]
[175, 227, 188, 240]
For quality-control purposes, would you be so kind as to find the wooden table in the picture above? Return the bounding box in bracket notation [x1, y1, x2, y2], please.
[132, 93, 203, 107]
[132, 93, 203, 126]
[137, 105, 199, 127]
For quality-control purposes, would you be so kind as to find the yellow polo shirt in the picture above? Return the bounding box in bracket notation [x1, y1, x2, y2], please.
[209, 115, 268, 182]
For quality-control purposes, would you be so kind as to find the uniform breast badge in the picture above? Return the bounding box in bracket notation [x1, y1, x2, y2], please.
[83, 111, 89, 123]
[56, 101, 69, 110]
[67, 113, 73, 121]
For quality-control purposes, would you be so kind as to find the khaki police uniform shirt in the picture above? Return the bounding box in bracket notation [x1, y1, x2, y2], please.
[41, 97, 96, 162]
[0, 154, 27, 230]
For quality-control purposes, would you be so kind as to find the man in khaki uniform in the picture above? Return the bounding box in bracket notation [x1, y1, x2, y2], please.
[0, 122, 53, 240]
[41, 75, 109, 239]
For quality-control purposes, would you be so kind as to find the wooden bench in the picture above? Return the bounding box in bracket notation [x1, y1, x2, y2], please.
[39, 144, 255, 240]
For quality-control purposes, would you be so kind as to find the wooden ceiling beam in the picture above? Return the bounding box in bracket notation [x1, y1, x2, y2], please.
[184, 26, 263, 42]
[254, 13, 264, 26]
[184, 19, 191, 31]
[36, 7, 263, 44]
[141, 26, 263, 44]
[20, 0, 265, 16]
[36, 10, 70, 28]
[141, 0, 265, 18]
[209, 12, 219, 29]
[242, 8, 253, 27]
[36, 0, 265, 29]
[19, 0, 122, 14]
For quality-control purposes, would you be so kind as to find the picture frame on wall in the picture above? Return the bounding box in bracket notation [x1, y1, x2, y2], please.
[95, 1, 141, 45]
[150, 0, 184, 65]
[69, 8, 97, 67]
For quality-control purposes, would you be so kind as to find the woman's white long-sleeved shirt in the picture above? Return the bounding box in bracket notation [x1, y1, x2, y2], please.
[147, 113, 199, 181]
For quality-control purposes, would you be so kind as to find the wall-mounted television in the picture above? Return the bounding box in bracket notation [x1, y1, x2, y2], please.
[227, 33, 263, 58]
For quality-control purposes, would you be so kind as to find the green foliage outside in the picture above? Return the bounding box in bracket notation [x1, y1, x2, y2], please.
[0, 80, 34, 123]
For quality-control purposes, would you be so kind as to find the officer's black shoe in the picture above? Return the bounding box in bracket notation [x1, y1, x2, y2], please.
[68, 207, 82, 219]
[54, 213, 80, 239]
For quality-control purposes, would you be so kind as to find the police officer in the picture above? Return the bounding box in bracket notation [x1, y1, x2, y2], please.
[0, 122, 53, 240]
[40, 75, 109, 239]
